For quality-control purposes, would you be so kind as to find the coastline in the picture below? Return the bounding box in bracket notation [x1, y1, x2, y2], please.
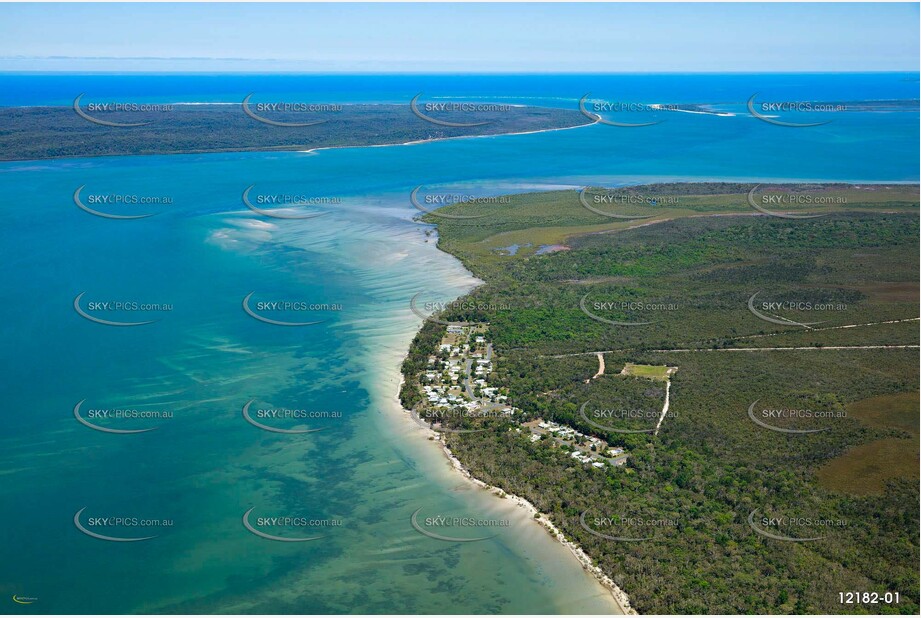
[351, 209, 632, 613]
[298, 116, 598, 155]
[0, 104, 596, 163]
[436, 431, 637, 615]
[382, 226, 636, 613]
[384, 367, 635, 615]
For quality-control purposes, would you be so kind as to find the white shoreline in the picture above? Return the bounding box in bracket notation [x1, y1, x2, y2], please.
[391, 348, 636, 615]
[437, 433, 637, 615]
[298, 117, 598, 155]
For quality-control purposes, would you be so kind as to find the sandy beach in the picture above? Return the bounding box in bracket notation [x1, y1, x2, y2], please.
[371, 327, 635, 615]
[435, 432, 636, 615]
[299, 115, 598, 155]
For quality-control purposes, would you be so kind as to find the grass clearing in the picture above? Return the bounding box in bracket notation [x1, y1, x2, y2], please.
[621, 363, 673, 381]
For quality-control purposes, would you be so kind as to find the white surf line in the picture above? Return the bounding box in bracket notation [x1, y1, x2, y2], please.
[436, 438, 636, 614]
[300, 115, 599, 155]
[735, 317, 921, 340]
[654, 379, 671, 436]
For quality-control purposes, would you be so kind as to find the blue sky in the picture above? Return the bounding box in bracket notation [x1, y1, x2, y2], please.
[0, 3, 918, 72]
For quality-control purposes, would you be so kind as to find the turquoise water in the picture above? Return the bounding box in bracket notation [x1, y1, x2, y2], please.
[0, 74, 917, 613]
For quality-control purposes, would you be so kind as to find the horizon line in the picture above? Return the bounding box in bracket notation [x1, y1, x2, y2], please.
[2, 70, 919, 75]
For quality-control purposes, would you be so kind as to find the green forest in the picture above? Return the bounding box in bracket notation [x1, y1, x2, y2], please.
[401, 183, 920, 614]
[0, 103, 588, 160]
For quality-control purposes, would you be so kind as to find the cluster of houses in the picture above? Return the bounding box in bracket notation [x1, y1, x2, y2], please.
[417, 323, 628, 471]
[420, 324, 518, 417]
[524, 419, 628, 469]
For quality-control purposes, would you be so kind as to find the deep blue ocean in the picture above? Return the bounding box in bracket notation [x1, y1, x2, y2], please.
[1, 72, 919, 109]
[0, 73, 917, 614]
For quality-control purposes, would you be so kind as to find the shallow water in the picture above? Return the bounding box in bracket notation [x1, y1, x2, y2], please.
[0, 73, 916, 613]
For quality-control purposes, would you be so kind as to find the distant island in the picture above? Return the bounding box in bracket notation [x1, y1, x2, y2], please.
[0, 102, 592, 161]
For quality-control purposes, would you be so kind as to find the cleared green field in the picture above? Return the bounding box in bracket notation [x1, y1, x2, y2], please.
[621, 363, 672, 381]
